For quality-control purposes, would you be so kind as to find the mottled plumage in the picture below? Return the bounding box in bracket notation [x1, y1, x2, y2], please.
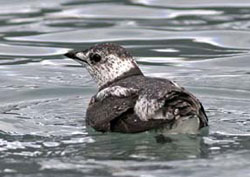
[64, 43, 208, 134]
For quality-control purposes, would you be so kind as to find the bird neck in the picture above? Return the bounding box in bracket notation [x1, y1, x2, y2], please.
[99, 67, 143, 91]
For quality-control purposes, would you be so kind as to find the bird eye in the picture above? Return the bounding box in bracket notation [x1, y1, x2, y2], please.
[89, 53, 102, 63]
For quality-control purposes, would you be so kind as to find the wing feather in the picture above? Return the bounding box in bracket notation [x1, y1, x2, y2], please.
[86, 89, 138, 132]
[134, 81, 208, 128]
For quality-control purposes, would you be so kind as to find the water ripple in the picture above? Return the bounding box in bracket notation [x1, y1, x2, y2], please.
[0, 43, 68, 56]
[6, 28, 250, 50]
[131, 0, 250, 8]
[47, 3, 221, 20]
[1, 0, 250, 176]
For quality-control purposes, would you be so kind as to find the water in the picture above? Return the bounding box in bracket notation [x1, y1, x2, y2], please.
[0, 0, 250, 176]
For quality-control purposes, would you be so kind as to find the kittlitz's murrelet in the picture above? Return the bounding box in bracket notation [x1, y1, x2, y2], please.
[64, 43, 208, 134]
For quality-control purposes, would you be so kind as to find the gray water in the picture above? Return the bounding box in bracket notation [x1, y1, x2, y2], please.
[1, 0, 250, 176]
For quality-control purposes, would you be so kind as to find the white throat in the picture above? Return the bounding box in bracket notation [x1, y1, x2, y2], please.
[86, 54, 138, 88]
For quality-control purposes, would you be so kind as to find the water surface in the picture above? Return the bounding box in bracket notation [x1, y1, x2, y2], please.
[1, 0, 250, 176]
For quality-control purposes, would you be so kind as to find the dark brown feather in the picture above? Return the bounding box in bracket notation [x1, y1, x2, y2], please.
[86, 75, 208, 133]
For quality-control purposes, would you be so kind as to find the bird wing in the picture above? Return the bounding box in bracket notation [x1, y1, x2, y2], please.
[134, 79, 208, 128]
[86, 78, 208, 132]
[86, 86, 138, 132]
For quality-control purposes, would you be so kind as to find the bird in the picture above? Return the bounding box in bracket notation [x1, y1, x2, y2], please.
[64, 43, 208, 134]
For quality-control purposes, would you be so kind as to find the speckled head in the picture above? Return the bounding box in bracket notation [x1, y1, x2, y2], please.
[64, 43, 143, 89]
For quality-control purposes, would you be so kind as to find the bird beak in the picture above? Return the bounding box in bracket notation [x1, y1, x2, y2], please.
[64, 50, 88, 64]
[64, 50, 79, 59]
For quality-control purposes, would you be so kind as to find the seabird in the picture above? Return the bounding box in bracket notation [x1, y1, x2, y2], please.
[64, 43, 208, 134]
